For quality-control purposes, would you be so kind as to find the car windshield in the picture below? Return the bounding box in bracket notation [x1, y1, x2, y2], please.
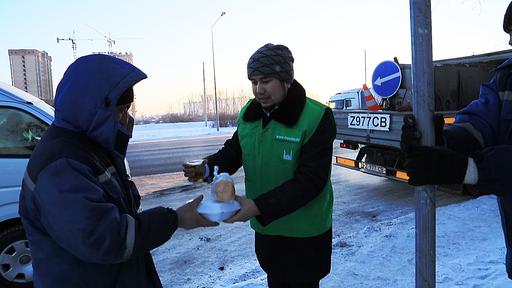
[0, 108, 49, 156]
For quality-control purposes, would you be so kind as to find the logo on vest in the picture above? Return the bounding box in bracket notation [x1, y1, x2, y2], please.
[283, 150, 293, 161]
[276, 135, 300, 143]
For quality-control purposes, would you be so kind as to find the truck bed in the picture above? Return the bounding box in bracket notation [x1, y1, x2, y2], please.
[333, 109, 455, 149]
[333, 109, 412, 149]
[331, 49, 512, 184]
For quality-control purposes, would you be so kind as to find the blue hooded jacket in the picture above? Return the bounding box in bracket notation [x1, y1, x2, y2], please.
[445, 57, 512, 195]
[444, 56, 512, 278]
[54, 54, 143, 155]
[19, 54, 178, 288]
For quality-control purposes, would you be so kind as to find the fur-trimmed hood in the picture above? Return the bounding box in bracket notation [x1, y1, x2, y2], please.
[242, 80, 306, 127]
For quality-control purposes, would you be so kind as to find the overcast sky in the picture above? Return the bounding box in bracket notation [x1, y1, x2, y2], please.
[1, 0, 510, 115]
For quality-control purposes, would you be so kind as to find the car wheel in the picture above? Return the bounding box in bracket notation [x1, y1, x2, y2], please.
[0, 225, 32, 288]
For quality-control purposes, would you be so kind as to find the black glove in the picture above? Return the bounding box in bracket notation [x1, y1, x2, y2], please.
[400, 115, 421, 152]
[433, 114, 445, 146]
[405, 146, 468, 186]
[400, 114, 445, 152]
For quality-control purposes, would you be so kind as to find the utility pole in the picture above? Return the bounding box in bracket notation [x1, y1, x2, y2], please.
[364, 49, 367, 84]
[410, 1, 436, 287]
[211, 11, 226, 132]
[203, 62, 208, 127]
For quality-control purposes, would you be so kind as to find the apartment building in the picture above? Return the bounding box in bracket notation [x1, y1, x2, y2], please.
[8, 49, 54, 103]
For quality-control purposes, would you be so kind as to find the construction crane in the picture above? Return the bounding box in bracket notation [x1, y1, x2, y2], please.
[57, 28, 139, 60]
[56, 37, 77, 60]
[85, 24, 118, 53]
[85, 24, 142, 54]
[56, 30, 97, 60]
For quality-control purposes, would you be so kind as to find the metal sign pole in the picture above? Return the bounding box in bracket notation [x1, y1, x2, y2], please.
[409, 1, 436, 287]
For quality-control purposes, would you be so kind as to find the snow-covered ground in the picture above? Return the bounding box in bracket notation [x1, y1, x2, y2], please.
[131, 121, 236, 143]
[138, 122, 510, 287]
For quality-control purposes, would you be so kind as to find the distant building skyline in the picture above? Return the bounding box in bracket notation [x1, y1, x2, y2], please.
[8, 49, 54, 103]
[1, 1, 509, 116]
[8, 49, 138, 117]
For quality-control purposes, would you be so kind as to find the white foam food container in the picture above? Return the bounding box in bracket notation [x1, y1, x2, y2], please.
[197, 198, 241, 222]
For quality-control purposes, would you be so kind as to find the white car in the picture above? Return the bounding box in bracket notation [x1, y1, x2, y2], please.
[0, 81, 53, 287]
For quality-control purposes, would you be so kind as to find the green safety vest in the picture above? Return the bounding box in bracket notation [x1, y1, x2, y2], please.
[237, 98, 333, 237]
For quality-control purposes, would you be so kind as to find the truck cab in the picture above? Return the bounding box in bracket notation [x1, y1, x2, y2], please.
[329, 88, 367, 110]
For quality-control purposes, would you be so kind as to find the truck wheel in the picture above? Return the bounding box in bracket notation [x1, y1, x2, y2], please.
[0, 225, 32, 288]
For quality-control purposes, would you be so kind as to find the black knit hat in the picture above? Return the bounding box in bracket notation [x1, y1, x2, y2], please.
[247, 43, 294, 83]
[117, 87, 134, 106]
[504, 1, 512, 33]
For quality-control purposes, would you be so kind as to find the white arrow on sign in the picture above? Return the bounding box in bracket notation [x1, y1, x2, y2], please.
[374, 71, 401, 86]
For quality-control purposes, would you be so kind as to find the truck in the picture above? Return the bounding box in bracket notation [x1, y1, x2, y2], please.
[331, 49, 512, 187]
[329, 88, 367, 110]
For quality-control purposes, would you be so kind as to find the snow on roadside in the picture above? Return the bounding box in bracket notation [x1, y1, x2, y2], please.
[137, 123, 511, 287]
[147, 177, 510, 287]
[327, 195, 508, 287]
[131, 122, 236, 143]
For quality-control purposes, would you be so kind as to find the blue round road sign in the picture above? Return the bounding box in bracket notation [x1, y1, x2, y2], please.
[371, 60, 402, 98]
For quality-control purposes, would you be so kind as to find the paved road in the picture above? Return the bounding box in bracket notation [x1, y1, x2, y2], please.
[127, 136, 347, 177]
[126, 135, 232, 177]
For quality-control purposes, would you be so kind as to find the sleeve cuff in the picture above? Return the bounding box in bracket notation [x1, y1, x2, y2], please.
[204, 164, 210, 179]
[463, 157, 479, 184]
[253, 197, 273, 226]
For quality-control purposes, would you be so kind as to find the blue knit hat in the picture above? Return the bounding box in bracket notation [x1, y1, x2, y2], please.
[247, 43, 294, 82]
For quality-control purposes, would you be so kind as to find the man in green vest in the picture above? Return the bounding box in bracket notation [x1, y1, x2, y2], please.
[184, 43, 336, 287]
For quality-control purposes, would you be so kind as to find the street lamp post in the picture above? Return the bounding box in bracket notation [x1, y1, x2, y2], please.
[202, 62, 207, 127]
[211, 11, 226, 132]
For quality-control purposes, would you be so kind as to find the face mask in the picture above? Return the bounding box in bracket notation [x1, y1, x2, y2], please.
[118, 115, 134, 138]
[115, 115, 134, 155]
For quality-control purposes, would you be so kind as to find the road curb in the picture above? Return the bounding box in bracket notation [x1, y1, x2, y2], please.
[132, 172, 189, 197]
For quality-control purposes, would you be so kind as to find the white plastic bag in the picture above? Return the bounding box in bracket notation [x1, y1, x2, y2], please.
[196, 166, 239, 222]
[211, 166, 235, 202]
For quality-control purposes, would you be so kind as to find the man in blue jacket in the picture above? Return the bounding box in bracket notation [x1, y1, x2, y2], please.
[19, 54, 217, 288]
[401, 1, 512, 279]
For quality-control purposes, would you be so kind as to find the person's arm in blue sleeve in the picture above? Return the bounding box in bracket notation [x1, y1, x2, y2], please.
[445, 76, 501, 152]
[401, 64, 510, 188]
[472, 145, 512, 196]
[442, 73, 507, 191]
[34, 158, 177, 264]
